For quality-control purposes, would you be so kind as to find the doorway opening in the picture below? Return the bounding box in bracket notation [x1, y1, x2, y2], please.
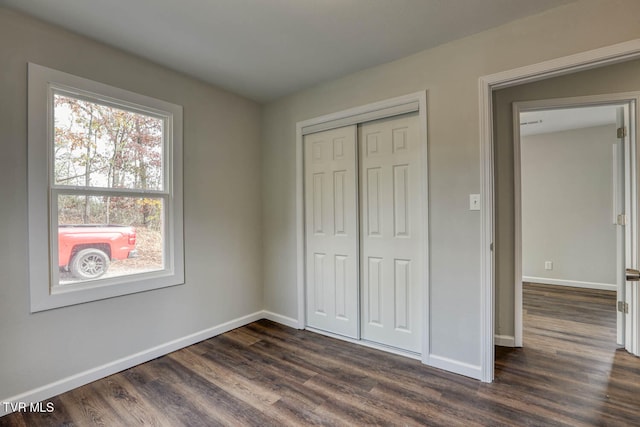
[513, 99, 635, 350]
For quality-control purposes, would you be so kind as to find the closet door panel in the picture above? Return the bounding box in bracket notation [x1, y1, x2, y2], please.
[304, 126, 359, 338]
[360, 113, 422, 353]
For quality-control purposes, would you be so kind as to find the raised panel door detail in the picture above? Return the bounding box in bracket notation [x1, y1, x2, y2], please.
[393, 165, 409, 238]
[334, 170, 346, 236]
[314, 253, 326, 315]
[333, 137, 345, 160]
[394, 259, 411, 331]
[368, 257, 383, 326]
[312, 141, 324, 162]
[313, 173, 324, 235]
[367, 167, 381, 236]
[392, 127, 408, 153]
[335, 255, 348, 320]
[366, 133, 380, 156]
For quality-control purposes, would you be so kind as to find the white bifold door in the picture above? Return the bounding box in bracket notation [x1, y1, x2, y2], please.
[304, 113, 423, 354]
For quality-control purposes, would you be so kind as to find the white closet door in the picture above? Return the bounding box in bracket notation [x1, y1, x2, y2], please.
[304, 125, 359, 338]
[359, 113, 422, 353]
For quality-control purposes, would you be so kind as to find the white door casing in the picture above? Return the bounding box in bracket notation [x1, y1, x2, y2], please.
[359, 113, 422, 353]
[304, 125, 359, 338]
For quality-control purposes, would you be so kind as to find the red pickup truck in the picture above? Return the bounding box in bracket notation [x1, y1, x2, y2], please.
[58, 225, 138, 280]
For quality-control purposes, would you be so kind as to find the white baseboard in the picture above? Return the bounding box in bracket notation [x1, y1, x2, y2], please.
[0, 311, 484, 417]
[523, 276, 616, 292]
[495, 334, 516, 347]
[0, 310, 267, 417]
[427, 354, 482, 380]
[261, 311, 300, 329]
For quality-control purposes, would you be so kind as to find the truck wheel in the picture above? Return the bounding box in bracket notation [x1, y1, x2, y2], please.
[70, 248, 110, 280]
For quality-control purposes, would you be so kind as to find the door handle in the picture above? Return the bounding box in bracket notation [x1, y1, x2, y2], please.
[626, 268, 640, 281]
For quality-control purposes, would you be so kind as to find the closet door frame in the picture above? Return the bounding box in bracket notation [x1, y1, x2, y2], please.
[295, 91, 430, 363]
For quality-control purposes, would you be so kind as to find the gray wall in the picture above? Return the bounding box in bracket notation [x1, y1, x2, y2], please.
[521, 125, 617, 286]
[494, 60, 640, 338]
[0, 8, 263, 400]
[262, 0, 640, 369]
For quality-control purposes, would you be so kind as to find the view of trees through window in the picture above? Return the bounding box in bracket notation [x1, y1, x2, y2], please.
[54, 93, 165, 284]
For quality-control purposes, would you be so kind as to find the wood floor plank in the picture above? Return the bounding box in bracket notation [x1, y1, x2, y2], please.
[56, 383, 127, 427]
[143, 356, 277, 426]
[91, 375, 174, 426]
[121, 363, 225, 427]
[367, 383, 467, 427]
[168, 347, 301, 426]
[169, 347, 283, 407]
[2, 282, 639, 426]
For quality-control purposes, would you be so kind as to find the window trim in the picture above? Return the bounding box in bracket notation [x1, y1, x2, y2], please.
[28, 63, 184, 312]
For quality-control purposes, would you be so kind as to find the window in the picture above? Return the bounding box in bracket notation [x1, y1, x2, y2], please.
[28, 63, 184, 312]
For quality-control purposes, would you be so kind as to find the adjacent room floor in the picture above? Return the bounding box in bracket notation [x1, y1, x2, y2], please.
[2, 283, 639, 426]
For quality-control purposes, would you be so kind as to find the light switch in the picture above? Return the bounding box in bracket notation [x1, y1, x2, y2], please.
[469, 194, 480, 211]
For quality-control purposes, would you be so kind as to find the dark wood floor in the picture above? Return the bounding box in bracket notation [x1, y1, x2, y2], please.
[2, 283, 639, 426]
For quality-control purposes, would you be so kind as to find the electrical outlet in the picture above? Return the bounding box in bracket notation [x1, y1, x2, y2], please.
[544, 261, 553, 270]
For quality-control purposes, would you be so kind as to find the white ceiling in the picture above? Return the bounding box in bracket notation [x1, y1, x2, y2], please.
[2, 0, 574, 102]
[520, 106, 619, 137]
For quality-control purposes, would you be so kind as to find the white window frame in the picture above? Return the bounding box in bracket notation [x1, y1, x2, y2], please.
[28, 63, 184, 312]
